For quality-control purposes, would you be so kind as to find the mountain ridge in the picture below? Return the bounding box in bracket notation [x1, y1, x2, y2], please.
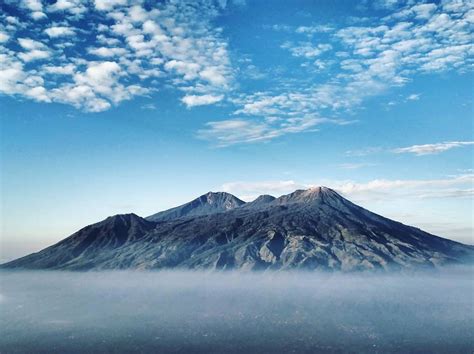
[2, 187, 473, 271]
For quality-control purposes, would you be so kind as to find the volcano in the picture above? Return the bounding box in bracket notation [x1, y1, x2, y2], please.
[2, 187, 472, 271]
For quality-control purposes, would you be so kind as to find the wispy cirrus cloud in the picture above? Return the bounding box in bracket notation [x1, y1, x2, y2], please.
[198, 116, 353, 147]
[200, 0, 473, 146]
[344, 141, 474, 157]
[393, 141, 474, 155]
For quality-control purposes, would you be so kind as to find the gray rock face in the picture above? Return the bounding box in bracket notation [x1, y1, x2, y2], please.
[2, 187, 473, 271]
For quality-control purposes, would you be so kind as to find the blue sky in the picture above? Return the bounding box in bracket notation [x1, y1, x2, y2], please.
[0, 0, 473, 261]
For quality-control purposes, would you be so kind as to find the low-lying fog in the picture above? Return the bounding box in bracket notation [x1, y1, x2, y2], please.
[1, 269, 473, 353]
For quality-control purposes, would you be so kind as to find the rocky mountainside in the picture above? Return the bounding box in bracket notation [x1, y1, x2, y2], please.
[2, 187, 473, 271]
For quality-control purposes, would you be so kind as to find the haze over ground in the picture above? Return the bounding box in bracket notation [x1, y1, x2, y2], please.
[1, 270, 473, 353]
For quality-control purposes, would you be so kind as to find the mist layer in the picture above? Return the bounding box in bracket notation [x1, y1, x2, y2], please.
[1, 269, 473, 353]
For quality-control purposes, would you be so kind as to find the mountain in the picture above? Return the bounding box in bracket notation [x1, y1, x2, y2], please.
[242, 194, 276, 209]
[147, 191, 245, 222]
[2, 187, 473, 271]
[3, 214, 155, 270]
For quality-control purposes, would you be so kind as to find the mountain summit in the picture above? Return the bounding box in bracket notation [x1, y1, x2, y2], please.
[147, 191, 245, 222]
[2, 187, 472, 271]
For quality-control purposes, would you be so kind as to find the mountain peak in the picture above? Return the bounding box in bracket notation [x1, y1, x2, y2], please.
[203, 191, 237, 203]
[253, 194, 276, 203]
[105, 213, 141, 221]
[275, 186, 340, 205]
[147, 191, 245, 222]
[242, 194, 276, 209]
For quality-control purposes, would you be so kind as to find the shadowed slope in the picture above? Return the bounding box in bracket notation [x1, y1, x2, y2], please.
[3, 214, 156, 270]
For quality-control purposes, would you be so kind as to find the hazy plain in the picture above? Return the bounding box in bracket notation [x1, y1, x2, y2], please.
[1, 269, 473, 353]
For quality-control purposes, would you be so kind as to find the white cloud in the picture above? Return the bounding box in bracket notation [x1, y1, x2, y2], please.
[42, 64, 76, 75]
[0, 60, 27, 95]
[181, 94, 224, 107]
[45, 26, 75, 38]
[334, 174, 474, 202]
[94, 0, 127, 11]
[198, 116, 352, 147]
[411, 3, 437, 19]
[199, 67, 227, 86]
[214, 0, 473, 146]
[393, 141, 474, 155]
[1, 0, 472, 124]
[164, 60, 200, 81]
[88, 46, 128, 57]
[25, 85, 51, 102]
[17, 37, 44, 50]
[295, 25, 334, 34]
[281, 42, 332, 58]
[47, 0, 88, 16]
[198, 119, 273, 146]
[407, 93, 420, 100]
[0, 32, 10, 43]
[17, 38, 51, 62]
[1, 1, 233, 112]
[21, 0, 47, 19]
[220, 174, 474, 203]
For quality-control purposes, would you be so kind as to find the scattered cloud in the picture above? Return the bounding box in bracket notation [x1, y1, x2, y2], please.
[334, 174, 474, 200]
[141, 103, 157, 110]
[1, 0, 473, 146]
[47, 0, 88, 16]
[281, 41, 332, 58]
[0, 1, 233, 112]
[202, 0, 473, 145]
[93, 0, 127, 12]
[393, 141, 474, 156]
[21, 0, 47, 20]
[295, 25, 335, 34]
[44, 26, 75, 38]
[17, 38, 51, 62]
[407, 93, 420, 100]
[345, 141, 474, 157]
[182, 94, 224, 108]
[87, 46, 128, 58]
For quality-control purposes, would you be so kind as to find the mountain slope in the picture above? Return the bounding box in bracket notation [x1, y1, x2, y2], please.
[147, 192, 245, 222]
[2, 187, 472, 271]
[3, 214, 156, 270]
